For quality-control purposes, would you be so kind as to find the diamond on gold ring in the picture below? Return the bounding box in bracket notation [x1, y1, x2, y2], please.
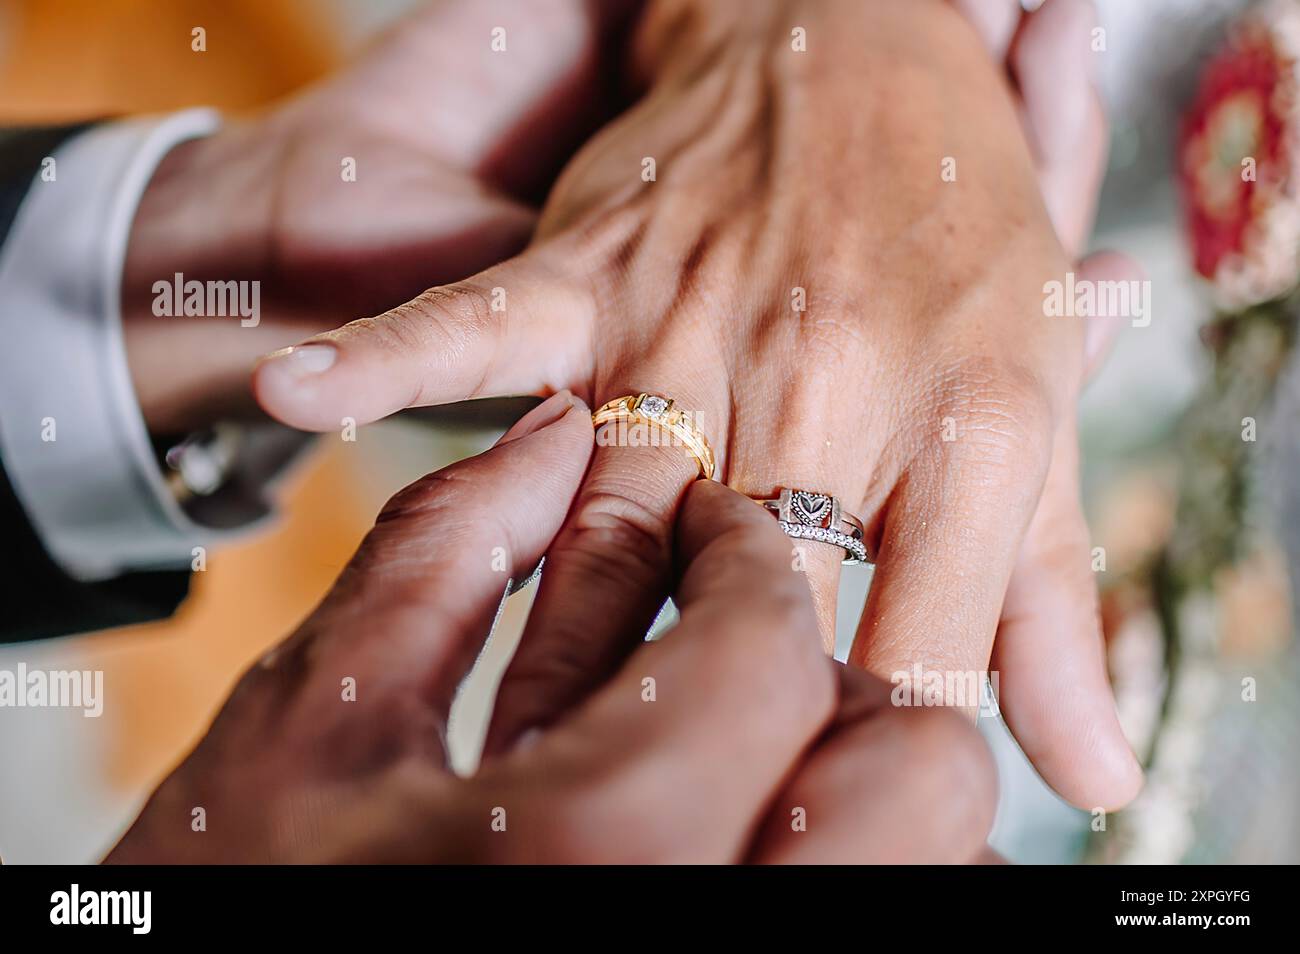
[638, 394, 670, 419]
[591, 392, 716, 480]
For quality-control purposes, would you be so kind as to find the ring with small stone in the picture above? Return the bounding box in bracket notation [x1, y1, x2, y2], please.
[758, 488, 869, 565]
[591, 392, 716, 480]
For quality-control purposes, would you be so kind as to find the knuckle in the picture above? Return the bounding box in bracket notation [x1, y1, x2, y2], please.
[376, 470, 477, 534]
[573, 199, 650, 258]
[501, 629, 611, 715]
[556, 489, 675, 583]
[931, 355, 1055, 479]
[799, 315, 869, 375]
[407, 283, 497, 353]
[364, 470, 515, 578]
[1029, 530, 1097, 590]
[789, 283, 871, 365]
[549, 195, 651, 283]
[341, 283, 500, 396]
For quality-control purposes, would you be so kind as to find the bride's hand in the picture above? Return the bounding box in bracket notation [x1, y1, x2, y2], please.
[254, 0, 1141, 809]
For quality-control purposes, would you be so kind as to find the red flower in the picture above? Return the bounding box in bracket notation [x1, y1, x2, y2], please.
[1179, 2, 1300, 307]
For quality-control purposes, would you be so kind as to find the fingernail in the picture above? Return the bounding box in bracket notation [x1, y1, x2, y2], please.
[260, 343, 337, 378]
[496, 390, 587, 445]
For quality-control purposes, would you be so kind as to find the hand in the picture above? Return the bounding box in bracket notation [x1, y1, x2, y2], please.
[106, 392, 994, 864]
[121, 0, 639, 433]
[253, 0, 1141, 809]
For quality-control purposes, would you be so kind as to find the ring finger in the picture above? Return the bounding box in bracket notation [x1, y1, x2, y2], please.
[483, 371, 728, 756]
[724, 376, 878, 654]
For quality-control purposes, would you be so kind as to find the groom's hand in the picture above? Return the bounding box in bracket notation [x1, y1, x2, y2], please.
[107, 391, 995, 864]
[122, 0, 643, 434]
[106, 390, 596, 863]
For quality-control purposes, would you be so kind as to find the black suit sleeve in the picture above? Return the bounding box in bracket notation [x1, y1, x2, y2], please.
[0, 125, 189, 644]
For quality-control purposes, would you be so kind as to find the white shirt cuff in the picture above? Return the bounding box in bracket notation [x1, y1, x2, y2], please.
[0, 109, 227, 581]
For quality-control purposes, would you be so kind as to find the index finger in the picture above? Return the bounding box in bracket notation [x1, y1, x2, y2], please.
[261, 391, 594, 721]
[475, 480, 837, 862]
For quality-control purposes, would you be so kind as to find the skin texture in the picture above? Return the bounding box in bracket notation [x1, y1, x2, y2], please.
[247, 0, 1142, 810]
[106, 393, 996, 864]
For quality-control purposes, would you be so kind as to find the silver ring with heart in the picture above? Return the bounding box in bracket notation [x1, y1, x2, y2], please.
[758, 488, 869, 566]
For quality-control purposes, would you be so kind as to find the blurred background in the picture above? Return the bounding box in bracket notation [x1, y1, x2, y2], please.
[0, 0, 1296, 864]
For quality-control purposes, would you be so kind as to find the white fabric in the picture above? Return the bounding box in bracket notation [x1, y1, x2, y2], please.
[0, 110, 224, 580]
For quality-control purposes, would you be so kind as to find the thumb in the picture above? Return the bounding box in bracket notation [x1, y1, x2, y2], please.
[991, 422, 1143, 811]
[275, 390, 594, 717]
[253, 254, 593, 431]
[990, 250, 1146, 810]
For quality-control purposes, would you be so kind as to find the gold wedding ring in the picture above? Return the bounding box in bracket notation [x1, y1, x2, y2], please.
[591, 393, 716, 480]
